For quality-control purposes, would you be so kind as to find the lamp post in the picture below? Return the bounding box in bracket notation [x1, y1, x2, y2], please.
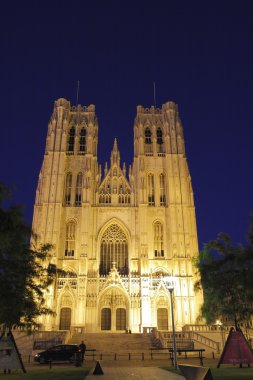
[216, 320, 225, 351]
[168, 286, 178, 369]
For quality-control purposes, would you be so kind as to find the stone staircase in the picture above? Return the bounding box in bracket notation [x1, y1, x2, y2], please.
[68, 332, 152, 355]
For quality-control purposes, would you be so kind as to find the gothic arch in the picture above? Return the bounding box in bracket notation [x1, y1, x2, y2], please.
[65, 217, 78, 225]
[98, 282, 130, 306]
[58, 286, 76, 301]
[98, 285, 130, 331]
[151, 266, 170, 276]
[61, 265, 77, 277]
[98, 222, 129, 275]
[97, 218, 131, 244]
[152, 218, 164, 226]
[57, 289, 76, 330]
[154, 284, 170, 307]
[78, 122, 88, 132]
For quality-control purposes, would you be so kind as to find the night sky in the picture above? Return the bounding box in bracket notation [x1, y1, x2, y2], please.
[1, 1, 253, 250]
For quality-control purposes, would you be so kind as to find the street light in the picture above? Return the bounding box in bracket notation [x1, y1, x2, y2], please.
[216, 320, 225, 351]
[168, 285, 178, 369]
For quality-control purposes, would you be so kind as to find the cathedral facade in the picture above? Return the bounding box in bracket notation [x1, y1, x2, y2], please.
[32, 98, 202, 333]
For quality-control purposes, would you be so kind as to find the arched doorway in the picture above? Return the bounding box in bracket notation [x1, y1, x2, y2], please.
[101, 308, 111, 330]
[157, 308, 168, 330]
[59, 307, 71, 330]
[99, 287, 128, 331]
[116, 308, 126, 330]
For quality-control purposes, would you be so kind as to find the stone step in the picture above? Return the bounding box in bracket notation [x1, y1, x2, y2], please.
[68, 333, 152, 353]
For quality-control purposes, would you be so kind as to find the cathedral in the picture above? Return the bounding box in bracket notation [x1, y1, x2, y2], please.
[32, 98, 202, 333]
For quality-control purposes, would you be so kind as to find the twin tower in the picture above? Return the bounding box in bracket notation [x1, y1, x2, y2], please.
[32, 98, 202, 332]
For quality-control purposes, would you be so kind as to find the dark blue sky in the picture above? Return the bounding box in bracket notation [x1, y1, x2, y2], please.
[1, 1, 253, 249]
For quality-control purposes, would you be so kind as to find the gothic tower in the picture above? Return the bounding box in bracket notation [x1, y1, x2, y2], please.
[32, 98, 202, 332]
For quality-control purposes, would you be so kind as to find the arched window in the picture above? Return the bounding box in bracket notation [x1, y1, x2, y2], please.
[144, 128, 152, 154]
[79, 128, 86, 153]
[67, 126, 75, 153]
[100, 224, 128, 275]
[75, 172, 83, 206]
[65, 173, 72, 206]
[65, 221, 76, 257]
[154, 221, 164, 257]
[157, 127, 164, 154]
[148, 174, 155, 206]
[157, 127, 163, 144]
[159, 174, 166, 206]
[145, 128, 152, 144]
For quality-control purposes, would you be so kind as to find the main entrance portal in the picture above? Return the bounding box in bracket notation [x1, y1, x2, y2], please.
[101, 307, 126, 331]
[99, 286, 128, 331]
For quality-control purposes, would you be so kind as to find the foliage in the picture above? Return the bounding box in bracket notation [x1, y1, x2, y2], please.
[194, 216, 253, 329]
[0, 183, 61, 329]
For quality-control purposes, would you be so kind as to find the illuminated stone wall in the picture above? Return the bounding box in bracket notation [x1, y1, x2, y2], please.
[32, 98, 202, 332]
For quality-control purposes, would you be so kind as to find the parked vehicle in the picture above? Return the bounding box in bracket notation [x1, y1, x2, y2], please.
[34, 344, 81, 363]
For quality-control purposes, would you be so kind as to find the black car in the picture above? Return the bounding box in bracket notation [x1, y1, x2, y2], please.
[34, 344, 81, 363]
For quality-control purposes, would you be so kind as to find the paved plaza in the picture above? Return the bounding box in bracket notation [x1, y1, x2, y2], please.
[86, 365, 184, 379]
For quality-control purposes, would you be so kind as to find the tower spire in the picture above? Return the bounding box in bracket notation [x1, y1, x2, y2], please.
[153, 81, 156, 108]
[76, 80, 80, 105]
[111, 137, 120, 166]
[113, 137, 118, 151]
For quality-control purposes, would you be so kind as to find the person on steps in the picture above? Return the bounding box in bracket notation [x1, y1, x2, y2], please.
[79, 341, 86, 362]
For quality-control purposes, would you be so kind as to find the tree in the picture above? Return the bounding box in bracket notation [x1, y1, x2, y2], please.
[0, 183, 60, 330]
[194, 218, 253, 330]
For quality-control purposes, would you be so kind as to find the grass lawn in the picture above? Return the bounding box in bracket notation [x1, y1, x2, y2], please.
[210, 367, 253, 380]
[0, 367, 91, 380]
[163, 366, 253, 379]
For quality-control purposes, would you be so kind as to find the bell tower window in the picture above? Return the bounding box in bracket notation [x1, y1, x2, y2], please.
[144, 128, 153, 155]
[75, 172, 83, 206]
[145, 128, 152, 144]
[157, 127, 164, 154]
[154, 221, 164, 257]
[147, 174, 155, 206]
[79, 128, 86, 154]
[157, 128, 163, 144]
[64, 173, 72, 206]
[159, 173, 166, 206]
[65, 221, 76, 257]
[67, 126, 75, 153]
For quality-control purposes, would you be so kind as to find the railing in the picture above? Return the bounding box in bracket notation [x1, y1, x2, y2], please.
[188, 331, 220, 353]
[21, 348, 207, 364]
[150, 348, 205, 366]
[156, 329, 220, 353]
[183, 324, 230, 332]
[17, 351, 151, 364]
